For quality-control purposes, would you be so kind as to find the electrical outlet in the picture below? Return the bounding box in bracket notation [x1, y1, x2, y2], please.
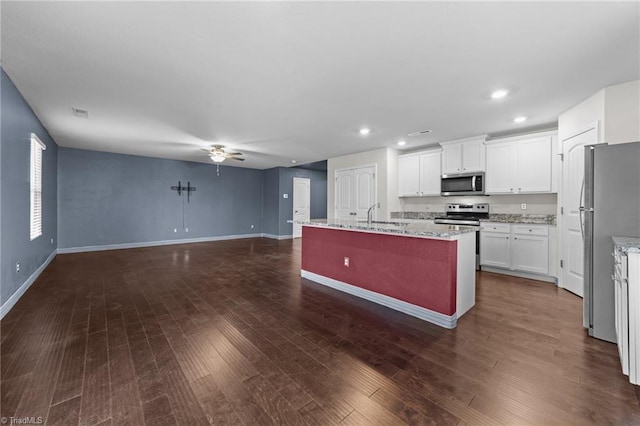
[185, 228, 189, 232]
[283, 194, 289, 199]
[251, 225, 254, 229]
[173, 228, 177, 233]
[16, 262, 20, 273]
[344, 257, 349, 267]
[51, 238, 54, 244]
[521, 203, 527, 210]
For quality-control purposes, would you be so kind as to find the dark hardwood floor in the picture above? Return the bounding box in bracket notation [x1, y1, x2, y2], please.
[2, 237, 640, 425]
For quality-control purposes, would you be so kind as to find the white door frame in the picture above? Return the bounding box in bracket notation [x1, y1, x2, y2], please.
[292, 177, 311, 238]
[558, 121, 599, 293]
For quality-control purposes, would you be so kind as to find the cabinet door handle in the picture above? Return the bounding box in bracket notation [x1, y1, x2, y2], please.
[514, 237, 518, 240]
[506, 236, 509, 239]
[510, 188, 514, 192]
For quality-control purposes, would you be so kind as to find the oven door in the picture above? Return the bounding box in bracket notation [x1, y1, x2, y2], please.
[441, 173, 484, 196]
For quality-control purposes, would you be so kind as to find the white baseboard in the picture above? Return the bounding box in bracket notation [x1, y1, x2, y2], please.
[480, 266, 557, 284]
[1, 249, 57, 320]
[301, 270, 457, 329]
[57, 233, 265, 254]
[262, 234, 294, 240]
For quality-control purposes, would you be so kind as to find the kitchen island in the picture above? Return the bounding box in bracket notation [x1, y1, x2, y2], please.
[300, 219, 477, 328]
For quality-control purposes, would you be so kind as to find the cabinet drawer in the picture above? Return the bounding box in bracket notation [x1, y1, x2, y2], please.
[512, 225, 548, 236]
[480, 223, 510, 233]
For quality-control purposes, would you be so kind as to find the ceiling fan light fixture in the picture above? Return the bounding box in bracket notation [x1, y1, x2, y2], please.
[210, 153, 226, 163]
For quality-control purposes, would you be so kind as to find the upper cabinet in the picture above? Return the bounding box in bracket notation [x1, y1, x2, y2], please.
[485, 132, 556, 194]
[440, 135, 487, 174]
[398, 149, 441, 197]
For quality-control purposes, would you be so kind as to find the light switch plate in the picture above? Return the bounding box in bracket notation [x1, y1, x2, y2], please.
[283, 194, 289, 199]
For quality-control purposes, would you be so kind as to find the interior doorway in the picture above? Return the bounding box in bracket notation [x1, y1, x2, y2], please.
[292, 177, 310, 238]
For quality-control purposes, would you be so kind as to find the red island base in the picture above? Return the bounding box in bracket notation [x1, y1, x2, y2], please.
[300, 225, 476, 328]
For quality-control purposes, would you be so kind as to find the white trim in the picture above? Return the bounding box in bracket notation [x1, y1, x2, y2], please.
[1, 249, 57, 320]
[262, 234, 293, 240]
[57, 233, 264, 254]
[439, 134, 488, 146]
[480, 266, 557, 284]
[301, 270, 457, 329]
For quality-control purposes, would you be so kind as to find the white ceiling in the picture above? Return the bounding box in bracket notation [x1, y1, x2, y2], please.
[2, 2, 639, 169]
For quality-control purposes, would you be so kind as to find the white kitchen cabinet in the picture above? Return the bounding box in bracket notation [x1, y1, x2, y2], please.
[613, 240, 640, 385]
[480, 222, 550, 276]
[398, 149, 441, 197]
[398, 155, 420, 196]
[480, 223, 511, 268]
[440, 136, 486, 174]
[485, 134, 553, 194]
[511, 235, 549, 274]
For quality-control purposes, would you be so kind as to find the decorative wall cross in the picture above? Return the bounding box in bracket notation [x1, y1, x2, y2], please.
[170, 181, 196, 202]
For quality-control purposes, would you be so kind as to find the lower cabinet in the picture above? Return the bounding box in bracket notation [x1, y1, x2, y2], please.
[614, 245, 640, 385]
[480, 222, 550, 276]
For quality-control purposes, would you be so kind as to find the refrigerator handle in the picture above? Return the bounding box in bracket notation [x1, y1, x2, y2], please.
[579, 179, 585, 240]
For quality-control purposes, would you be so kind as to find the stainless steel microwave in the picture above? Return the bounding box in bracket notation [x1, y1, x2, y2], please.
[441, 172, 485, 196]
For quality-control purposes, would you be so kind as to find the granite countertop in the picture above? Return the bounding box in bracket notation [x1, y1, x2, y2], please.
[301, 219, 477, 239]
[481, 214, 556, 225]
[390, 212, 556, 225]
[612, 236, 640, 254]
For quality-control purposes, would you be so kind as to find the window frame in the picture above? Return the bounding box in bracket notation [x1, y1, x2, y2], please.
[30, 133, 46, 241]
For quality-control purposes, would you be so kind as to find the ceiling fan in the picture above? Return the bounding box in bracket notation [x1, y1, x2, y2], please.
[201, 145, 245, 163]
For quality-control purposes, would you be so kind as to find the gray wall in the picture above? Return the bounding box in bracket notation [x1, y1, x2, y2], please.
[1, 69, 58, 305]
[262, 168, 280, 236]
[277, 167, 327, 236]
[58, 148, 264, 249]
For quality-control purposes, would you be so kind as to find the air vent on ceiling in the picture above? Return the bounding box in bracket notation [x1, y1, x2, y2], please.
[408, 129, 432, 137]
[72, 107, 89, 118]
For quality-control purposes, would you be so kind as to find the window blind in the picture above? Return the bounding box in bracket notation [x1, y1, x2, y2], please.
[30, 134, 46, 241]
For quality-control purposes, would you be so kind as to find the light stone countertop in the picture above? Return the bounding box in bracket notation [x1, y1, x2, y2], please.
[391, 212, 556, 225]
[613, 236, 640, 254]
[301, 219, 477, 240]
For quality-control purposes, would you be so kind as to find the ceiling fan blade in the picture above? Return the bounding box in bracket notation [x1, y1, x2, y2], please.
[200, 148, 213, 152]
[225, 152, 243, 156]
[229, 157, 245, 161]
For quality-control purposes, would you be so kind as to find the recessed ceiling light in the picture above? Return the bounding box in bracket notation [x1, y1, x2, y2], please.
[491, 89, 509, 99]
[513, 116, 527, 123]
[359, 127, 371, 136]
[397, 140, 406, 146]
[407, 130, 432, 137]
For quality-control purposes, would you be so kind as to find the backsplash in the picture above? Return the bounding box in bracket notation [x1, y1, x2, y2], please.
[398, 193, 557, 215]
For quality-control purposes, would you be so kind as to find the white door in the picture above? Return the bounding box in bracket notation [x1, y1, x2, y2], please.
[335, 170, 355, 219]
[335, 165, 376, 220]
[292, 177, 310, 238]
[354, 166, 376, 220]
[560, 126, 597, 296]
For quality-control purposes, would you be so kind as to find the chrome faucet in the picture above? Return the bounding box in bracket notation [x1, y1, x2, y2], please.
[367, 203, 378, 225]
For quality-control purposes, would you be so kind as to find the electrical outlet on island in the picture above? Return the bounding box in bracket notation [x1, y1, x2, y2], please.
[521, 203, 527, 210]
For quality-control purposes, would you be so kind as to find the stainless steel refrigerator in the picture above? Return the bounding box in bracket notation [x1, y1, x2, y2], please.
[583, 141, 640, 343]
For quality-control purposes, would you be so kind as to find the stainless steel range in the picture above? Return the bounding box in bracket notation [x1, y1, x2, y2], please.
[435, 203, 489, 269]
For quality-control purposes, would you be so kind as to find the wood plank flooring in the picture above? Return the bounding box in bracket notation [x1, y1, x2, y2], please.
[2, 237, 640, 425]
